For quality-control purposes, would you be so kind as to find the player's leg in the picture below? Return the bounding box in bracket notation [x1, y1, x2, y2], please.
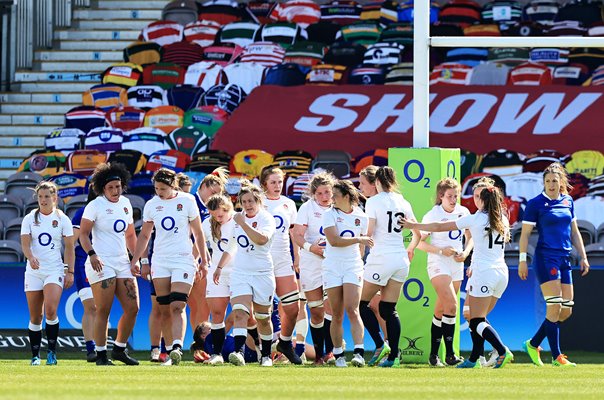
[275, 274, 302, 364]
[168, 280, 193, 365]
[112, 277, 140, 365]
[361, 281, 388, 366]
[148, 292, 162, 362]
[344, 282, 365, 367]
[368, 293, 388, 341]
[229, 295, 253, 366]
[80, 292, 97, 362]
[322, 296, 335, 363]
[42, 281, 63, 365]
[207, 296, 229, 364]
[253, 301, 274, 367]
[326, 285, 345, 367]
[25, 288, 44, 365]
[305, 286, 326, 364]
[378, 279, 403, 367]
[187, 277, 209, 331]
[294, 292, 308, 360]
[432, 274, 462, 365]
[90, 277, 117, 365]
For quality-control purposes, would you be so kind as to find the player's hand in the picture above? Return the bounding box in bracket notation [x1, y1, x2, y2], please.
[398, 216, 414, 229]
[233, 212, 245, 226]
[90, 254, 104, 272]
[130, 259, 141, 277]
[64, 272, 74, 289]
[580, 257, 590, 277]
[29, 257, 40, 270]
[310, 243, 324, 258]
[141, 263, 151, 281]
[407, 247, 415, 262]
[518, 261, 528, 280]
[213, 267, 222, 285]
[197, 260, 208, 280]
[453, 251, 467, 263]
[442, 247, 457, 257]
[466, 268, 472, 278]
[358, 236, 374, 248]
[462, 306, 470, 321]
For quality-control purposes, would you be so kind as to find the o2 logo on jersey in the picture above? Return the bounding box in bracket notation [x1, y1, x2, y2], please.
[161, 216, 178, 234]
[38, 233, 55, 249]
[449, 230, 463, 241]
[237, 235, 255, 252]
[113, 219, 127, 233]
[274, 215, 286, 233]
[340, 229, 355, 238]
[217, 238, 228, 253]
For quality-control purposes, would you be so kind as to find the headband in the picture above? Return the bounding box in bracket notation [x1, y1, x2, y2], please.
[104, 175, 121, 186]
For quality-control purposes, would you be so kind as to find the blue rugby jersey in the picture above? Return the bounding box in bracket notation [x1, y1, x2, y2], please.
[523, 192, 575, 253]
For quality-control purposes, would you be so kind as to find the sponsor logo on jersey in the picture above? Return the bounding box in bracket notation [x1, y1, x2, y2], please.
[52, 220, 58, 228]
[106, 209, 114, 215]
[314, 212, 322, 218]
[177, 204, 183, 212]
[156, 206, 164, 211]
[337, 217, 344, 222]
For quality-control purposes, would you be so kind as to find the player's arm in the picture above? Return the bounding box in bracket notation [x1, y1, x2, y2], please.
[324, 226, 373, 248]
[131, 221, 154, 263]
[570, 219, 590, 276]
[293, 223, 323, 257]
[518, 223, 534, 280]
[454, 230, 474, 263]
[400, 218, 458, 233]
[289, 225, 301, 273]
[125, 223, 138, 257]
[234, 212, 269, 245]
[21, 234, 39, 269]
[62, 234, 75, 288]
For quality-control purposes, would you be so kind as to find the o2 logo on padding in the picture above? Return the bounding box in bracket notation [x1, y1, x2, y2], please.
[113, 219, 126, 233]
[403, 159, 430, 189]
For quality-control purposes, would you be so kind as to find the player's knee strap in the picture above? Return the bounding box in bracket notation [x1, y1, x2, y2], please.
[254, 311, 270, 320]
[469, 317, 486, 333]
[156, 295, 171, 305]
[561, 299, 574, 309]
[307, 299, 324, 309]
[378, 301, 398, 320]
[281, 290, 300, 305]
[232, 304, 250, 315]
[299, 292, 307, 302]
[545, 296, 564, 306]
[169, 292, 189, 303]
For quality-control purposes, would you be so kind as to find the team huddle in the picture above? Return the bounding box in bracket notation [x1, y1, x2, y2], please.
[21, 160, 589, 368]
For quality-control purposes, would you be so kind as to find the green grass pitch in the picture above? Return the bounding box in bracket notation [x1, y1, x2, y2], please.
[1, 352, 603, 399]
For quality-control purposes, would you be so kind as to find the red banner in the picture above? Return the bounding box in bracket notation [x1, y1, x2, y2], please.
[211, 85, 604, 156]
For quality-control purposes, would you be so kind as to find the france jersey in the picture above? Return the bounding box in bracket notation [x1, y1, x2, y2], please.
[523, 192, 575, 254]
[195, 192, 210, 222]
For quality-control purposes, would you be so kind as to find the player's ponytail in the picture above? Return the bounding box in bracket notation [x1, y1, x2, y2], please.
[480, 185, 510, 243]
[33, 181, 59, 225]
[375, 166, 399, 193]
[333, 179, 362, 209]
[200, 167, 229, 194]
[175, 173, 192, 192]
[359, 165, 378, 185]
[206, 194, 234, 242]
[543, 162, 572, 195]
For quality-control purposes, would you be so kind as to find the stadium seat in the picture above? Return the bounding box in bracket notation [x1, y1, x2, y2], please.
[311, 150, 352, 178]
[5, 172, 43, 205]
[64, 194, 89, 220]
[0, 195, 23, 226]
[576, 219, 597, 245]
[124, 194, 146, 222]
[511, 224, 539, 248]
[162, 0, 198, 26]
[585, 243, 604, 266]
[4, 217, 24, 242]
[0, 240, 24, 263]
[504, 242, 535, 266]
[597, 223, 604, 244]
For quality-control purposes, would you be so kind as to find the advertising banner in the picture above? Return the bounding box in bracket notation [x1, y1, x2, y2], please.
[212, 85, 604, 156]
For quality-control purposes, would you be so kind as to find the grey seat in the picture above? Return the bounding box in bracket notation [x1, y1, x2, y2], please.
[596, 223, 604, 244]
[23, 197, 65, 216]
[5, 172, 43, 205]
[576, 219, 596, 246]
[585, 243, 604, 266]
[0, 195, 23, 226]
[162, 0, 198, 26]
[511, 224, 539, 248]
[504, 242, 535, 266]
[0, 240, 24, 262]
[311, 150, 352, 178]
[4, 217, 24, 242]
[64, 194, 89, 220]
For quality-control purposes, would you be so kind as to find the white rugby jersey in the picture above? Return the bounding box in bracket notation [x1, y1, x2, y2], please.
[365, 191, 415, 254]
[122, 127, 169, 156]
[21, 209, 73, 271]
[82, 195, 133, 259]
[202, 215, 236, 274]
[455, 211, 509, 271]
[126, 85, 167, 110]
[143, 192, 200, 258]
[84, 127, 124, 153]
[295, 199, 331, 252]
[220, 63, 266, 95]
[421, 204, 470, 265]
[228, 209, 276, 275]
[322, 206, 367, 261]
[184, 61, 224, 91]
[264, 195, 297, 256]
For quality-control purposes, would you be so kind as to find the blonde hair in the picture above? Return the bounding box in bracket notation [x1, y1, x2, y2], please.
[33, 181, 59, 225]
[435, 178, 460, 205]
[200, 167, 229, 193]
[206, 194, 234, 242]
[237, 180, 264, 207]
[543, 162, 572, 195]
